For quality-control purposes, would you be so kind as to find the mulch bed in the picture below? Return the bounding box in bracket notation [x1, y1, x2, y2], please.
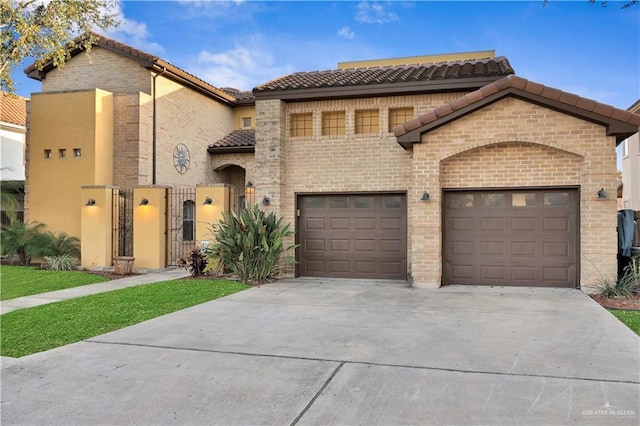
[590, 294, 640, 311]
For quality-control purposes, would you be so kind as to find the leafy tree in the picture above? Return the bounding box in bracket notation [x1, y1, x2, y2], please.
[1, 0, 119, 92]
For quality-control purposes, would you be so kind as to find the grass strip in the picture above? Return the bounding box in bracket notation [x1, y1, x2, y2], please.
[609, 309, 640, 336]
[1, 266, 108, 300]
[1, 279, 248, 358]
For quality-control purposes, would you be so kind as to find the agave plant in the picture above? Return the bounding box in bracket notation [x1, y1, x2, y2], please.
[205, 206, 297, 285]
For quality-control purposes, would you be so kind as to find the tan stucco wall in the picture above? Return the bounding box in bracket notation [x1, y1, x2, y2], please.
[41, 46, 152, 95]
[412, 97, 617, 291]
[27, 89, 113, 238]
[232, 106, 256, 129]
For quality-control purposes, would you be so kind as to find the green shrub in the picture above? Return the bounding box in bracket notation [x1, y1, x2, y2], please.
[43, 232, 80, 258]
[42, 254, 79, 271]
[618, 257, 640, 295]
[0, 221, 50, 265]
[205, 206, 296, 285]
[598, 278, 631, 298]
[177, 248, 208, 277]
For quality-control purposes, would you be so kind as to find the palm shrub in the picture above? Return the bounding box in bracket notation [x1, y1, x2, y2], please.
[43, 231, 80, 258]
[0, 221, 50, 265]
[205, 206, 296, 285]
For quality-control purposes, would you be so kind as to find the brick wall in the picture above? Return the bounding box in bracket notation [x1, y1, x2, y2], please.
[412, 97, 617, 290]
[112, 92, 153, 188]
[154, 76, 234, 187]
[41, 47, 152, 95]
[255, 92, 468, 277]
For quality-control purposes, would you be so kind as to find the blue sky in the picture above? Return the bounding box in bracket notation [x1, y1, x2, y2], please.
[12, 0, 640, 110]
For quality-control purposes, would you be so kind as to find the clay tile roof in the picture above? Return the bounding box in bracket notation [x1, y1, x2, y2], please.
[219, 87, 255, 101]
[1, 92, 27, 127]
[254, 57, 514, 94]
[24, 32, 243, 105]
[208, 130, 255, 153]
[395, 75, 640, 147]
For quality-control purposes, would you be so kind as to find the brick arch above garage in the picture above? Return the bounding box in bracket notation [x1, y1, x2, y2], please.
[440, 142, 582, 189]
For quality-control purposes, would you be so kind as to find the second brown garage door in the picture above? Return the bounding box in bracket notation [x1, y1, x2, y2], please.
[443, 188, 578, 288]
[298, 193, 407, 280]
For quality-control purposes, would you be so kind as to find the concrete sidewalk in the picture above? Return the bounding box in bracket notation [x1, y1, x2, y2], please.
[2, 278, 638, 425]
[0, 269, 191, 315]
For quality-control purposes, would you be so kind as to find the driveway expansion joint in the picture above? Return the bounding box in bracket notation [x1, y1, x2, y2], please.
[290, 362, 344, 426]
[85, 340, 640, 385]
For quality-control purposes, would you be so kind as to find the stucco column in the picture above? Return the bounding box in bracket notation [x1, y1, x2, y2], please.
[195, 184, 230, 244]
[80, 186, 115, 270]
[410, 144, 442, 288]
[133, 186, 168, 270]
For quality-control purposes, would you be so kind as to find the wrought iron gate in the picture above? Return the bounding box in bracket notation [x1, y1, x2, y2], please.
[167, 187, 197, 266]
[112, 188, 133, 260]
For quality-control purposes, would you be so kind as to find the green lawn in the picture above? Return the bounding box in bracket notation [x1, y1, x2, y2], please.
[1, 265, 109, 300]
[1, 279, 248, 358]
[609, 310, 640, 336]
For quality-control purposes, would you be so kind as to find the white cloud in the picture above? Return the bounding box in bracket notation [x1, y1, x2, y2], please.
[103, 1, 165, 55]
[192, 40, 293, 90]
[337, 26, 355, 40]
[356, 2, 399, 24]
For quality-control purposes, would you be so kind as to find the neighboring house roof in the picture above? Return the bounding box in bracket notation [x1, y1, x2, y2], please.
[207, 129, 255, 154]
[24, 32, 251, 106]
[628, 99, 640, 114]
[1, 92, 27, 127]
[394, 74, 640, 148]
[253, 57, 514, 101]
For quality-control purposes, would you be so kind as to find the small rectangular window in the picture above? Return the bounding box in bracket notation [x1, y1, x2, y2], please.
[355, 109, 379, 134]
[242, 117, 252, 128]
[321, 111, 345, 136]
[304, 196, 325, 208]
[290, 113, 313, 137]
[481, 193, 505, 207]
[355, 196, 375, 208]
[58, 149, 66, 159]
[544, 192, 569, 207]
[44, 149, 52, 159]
[512, 193, 536, 207]
[328, 196, 349, 208]
[388, 107, 414, 132]
[73, 148, 81, 158]
[449, 193, 474, 208]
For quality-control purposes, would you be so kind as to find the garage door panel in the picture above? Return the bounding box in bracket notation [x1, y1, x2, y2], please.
[298, 194, 407, 280]
[481, 265, 506, 280]
[305, 218, 325, 230]
[512, 266, 536, 281]
[512, 217, 537, 231]
[381, 239, 402, 253]
[330, 217, 349, 229]
[480, 241, 505, 256]
[305, 239, 325, 251]
[354, 217, 376, 229]
[543, 241, 569, 256]
[355, 239, 376, 251]
[543, 217, 570, 232]
[451, 217, 473, 231]
[481, 217, 505, 231]
[444, 188, 577, 288]
[330, 239, 349, 251]
[511, 241, 536, 256]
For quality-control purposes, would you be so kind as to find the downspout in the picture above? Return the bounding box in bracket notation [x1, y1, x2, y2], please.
[151, 67, 166, 185]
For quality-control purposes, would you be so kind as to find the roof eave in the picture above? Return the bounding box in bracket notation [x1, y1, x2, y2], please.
[254, 76, 506, 102]
[207, 146, 256, 155]
[396, 88, 640, 149]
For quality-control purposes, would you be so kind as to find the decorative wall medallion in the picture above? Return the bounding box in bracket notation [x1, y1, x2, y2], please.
[173, 143, 190, 174]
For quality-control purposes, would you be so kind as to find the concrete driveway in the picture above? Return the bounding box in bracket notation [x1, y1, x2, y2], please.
[2, 278, 639, 425]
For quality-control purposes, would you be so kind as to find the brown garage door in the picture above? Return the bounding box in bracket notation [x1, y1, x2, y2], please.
[298, 194, 407, 280]
[443, 188, 578, 287]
